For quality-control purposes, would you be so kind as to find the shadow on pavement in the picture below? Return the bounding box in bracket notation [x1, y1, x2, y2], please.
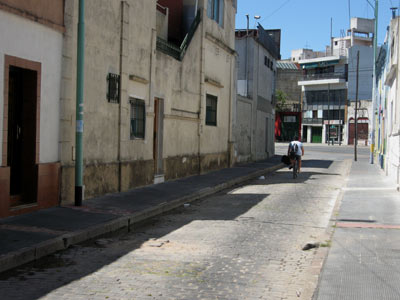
[0, 193, 269, 300]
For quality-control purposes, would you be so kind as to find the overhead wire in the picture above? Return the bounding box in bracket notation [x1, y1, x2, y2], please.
[257, 0, 293, 26]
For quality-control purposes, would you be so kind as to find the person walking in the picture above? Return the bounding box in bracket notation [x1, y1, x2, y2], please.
[288, 136, 304, 173]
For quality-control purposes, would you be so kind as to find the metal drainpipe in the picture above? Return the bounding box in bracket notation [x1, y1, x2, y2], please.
[117, 1, 125, 192]
[198, 7, 206, 174]
[370, 0, 378, 164]
[228, 53, 234, 167]
[245, 14, 249, 97]
[75, 0, 85, 206]
[397, 17, 400, 190]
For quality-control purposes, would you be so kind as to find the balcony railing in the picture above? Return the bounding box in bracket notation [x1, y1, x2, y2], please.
[156, 9, 201, 61]
[156, 37, 181, 60]
[302, 72, 347, 81]
[303, 118, 323, 125]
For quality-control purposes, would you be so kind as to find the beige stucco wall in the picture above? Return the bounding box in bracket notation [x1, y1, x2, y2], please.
[0, 9, 62, 163]
[234, 34, 276, 163]
[60, 0, 236, 202]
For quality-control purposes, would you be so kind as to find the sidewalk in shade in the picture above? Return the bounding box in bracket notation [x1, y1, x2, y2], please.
[314, 157, 400, 300]
[0, 156, 284, 274]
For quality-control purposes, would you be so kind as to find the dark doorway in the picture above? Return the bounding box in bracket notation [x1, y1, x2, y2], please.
[302, 125, 308, 142]
[7, 66, 38, 206]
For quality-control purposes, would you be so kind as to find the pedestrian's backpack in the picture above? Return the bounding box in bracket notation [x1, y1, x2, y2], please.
[290, 143, 298, 156]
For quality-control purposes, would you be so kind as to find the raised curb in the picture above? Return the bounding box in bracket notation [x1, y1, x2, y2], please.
[0, 163, 284, 274]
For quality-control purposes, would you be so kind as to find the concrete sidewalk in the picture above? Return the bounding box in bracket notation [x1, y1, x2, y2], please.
[315, 158, 400, 299]
[0, 156, 284, 274]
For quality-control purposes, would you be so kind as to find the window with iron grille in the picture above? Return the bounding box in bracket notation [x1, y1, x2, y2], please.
[206, 94, 217, 126]
[107, 73, 120, 103]
[130, 98, 145, 139]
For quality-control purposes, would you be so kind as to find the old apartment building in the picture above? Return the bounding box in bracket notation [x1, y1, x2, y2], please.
[0, 0, 64, 217]
[60, 0, 237, 203]
[375, 16, 400, 190]
[0, 0, 237, 214]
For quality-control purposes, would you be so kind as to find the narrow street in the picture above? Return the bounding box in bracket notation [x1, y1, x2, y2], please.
[0, 145, 367, 300]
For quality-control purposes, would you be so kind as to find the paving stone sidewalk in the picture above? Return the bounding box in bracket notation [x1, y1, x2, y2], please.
[0, 156, 284, 274]
[314, 158, 400, 300]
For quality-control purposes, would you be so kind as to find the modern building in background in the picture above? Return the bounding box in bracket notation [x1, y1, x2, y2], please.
[234, 25, 280, 162]
[375, 16, 400, 190]
[297, 17, 374, 145]
[0, 0, 64, 217]
[298, 55, 348, 144]
[275, 61, 302, 142]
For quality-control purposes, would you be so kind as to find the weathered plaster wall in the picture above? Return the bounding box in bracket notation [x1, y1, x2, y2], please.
[60, 0, 236, 203]
[0, 9, 62, 163]
[234, 96, 252, 162]
[276, 68, 302, 104]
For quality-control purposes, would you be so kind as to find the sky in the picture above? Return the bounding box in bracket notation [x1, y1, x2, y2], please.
[236, 0, 396, 59]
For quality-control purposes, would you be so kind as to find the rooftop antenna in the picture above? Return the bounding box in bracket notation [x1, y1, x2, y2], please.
[390, 7, 398, 19]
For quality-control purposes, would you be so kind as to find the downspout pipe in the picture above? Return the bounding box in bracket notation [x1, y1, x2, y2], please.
[118, 1, 125, 192]
[370, 0, 378, 164]
[245, 14, 249, 97]
[75, 0, 85, 206]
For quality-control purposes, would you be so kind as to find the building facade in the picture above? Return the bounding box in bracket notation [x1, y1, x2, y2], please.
[375, 16, 400, 190]
[275, 61, 302, 142]
[234, 25, 280, 162]
[0, 0, 64, 217]
[298, 18, 374, 145]
[59, 0, 237, 204]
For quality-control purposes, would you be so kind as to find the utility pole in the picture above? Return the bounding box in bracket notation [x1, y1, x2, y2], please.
[245, 14, 249, 97]
[330, 18, 333, 56]
[75, 0, 85, 206]
[339, 87, 342, 146]
[354, 50, 360, 161]
[370, 0, 378, 164]
[327, 83, 330, 145]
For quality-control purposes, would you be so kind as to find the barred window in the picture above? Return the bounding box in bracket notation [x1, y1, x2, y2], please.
[130, 98, 145, 139]
[206, 94, 217, 126]
[107, 73, 120, 103]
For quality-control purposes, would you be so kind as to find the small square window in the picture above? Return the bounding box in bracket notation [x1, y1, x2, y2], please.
[107, 73, 120, 103]
[130, 98, 145, 139]
[206, 94, 217, 126]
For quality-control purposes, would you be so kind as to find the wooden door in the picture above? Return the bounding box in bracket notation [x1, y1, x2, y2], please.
[7, 66, 38, 206]
[153, 98, 164, 175]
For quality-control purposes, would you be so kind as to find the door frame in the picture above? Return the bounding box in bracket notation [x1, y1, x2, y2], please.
[1, 55, 41, 214]
[2, 55, 41, 167]
[153, 98, 164, 176]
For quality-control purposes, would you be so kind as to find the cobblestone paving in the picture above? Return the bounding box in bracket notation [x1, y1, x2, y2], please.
[0, 155, 350, 300]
